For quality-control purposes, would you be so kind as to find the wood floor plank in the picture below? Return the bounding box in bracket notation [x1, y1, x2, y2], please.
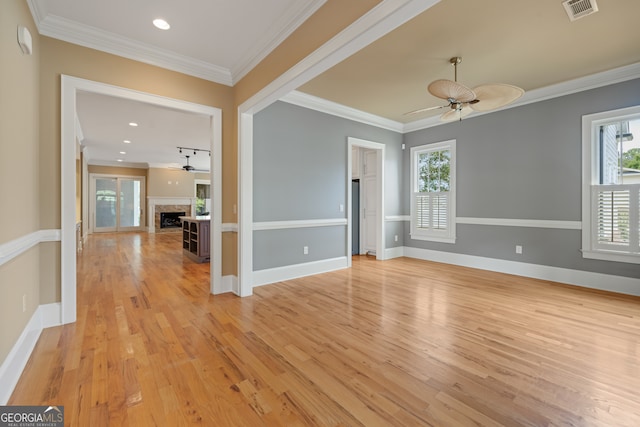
[8, 232, 640, 426]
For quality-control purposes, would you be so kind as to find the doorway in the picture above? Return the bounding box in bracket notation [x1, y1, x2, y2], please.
[61, 75, 223, 324]
[347, 137, 385, 268]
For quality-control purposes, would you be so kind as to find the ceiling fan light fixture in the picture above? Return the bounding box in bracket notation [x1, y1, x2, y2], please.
[428, 79, 476, 103]
[407, 56, 525, 122]
[440, 106, 473, 122]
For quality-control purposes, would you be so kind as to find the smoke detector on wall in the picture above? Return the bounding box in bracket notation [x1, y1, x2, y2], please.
[563, 0, 599, 21]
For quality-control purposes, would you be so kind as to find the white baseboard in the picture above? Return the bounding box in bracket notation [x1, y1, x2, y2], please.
[403, 247, 640, 296]
[253, 256, 349, 288]
[218, 275, 238, 295]
[385, 246, 404, 259]
[0, 303, 62, 405]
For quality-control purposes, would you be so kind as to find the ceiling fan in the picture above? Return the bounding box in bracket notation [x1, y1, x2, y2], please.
[405, 57, 524, 122]
[170, 155, 209, 173]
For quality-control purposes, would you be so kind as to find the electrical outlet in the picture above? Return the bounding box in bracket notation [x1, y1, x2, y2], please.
[22, 294, 27, 312]
[394, 235, 398, 242]
[516, 245, 523, 254]
[339, 203, 344, 213]
[303, 246, 309, 255]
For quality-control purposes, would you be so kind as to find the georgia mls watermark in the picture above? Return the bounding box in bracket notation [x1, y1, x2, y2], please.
[0, 406, 64, 427]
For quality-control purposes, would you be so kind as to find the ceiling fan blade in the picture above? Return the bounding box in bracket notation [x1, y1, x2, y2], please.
[403, 103, 450, 116]
[440, 106, 473, 122]
[428, 79, 476, 103]
[470, 84, 524, 112]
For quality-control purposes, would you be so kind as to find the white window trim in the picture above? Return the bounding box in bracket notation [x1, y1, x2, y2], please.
[581, 105, 640, 264]
[410, 139, 456, 244]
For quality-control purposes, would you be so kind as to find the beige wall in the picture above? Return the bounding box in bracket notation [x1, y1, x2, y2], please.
[88, 165, 148, 177]
[0, 0, 41, 362]
[148, 168, 195, 198]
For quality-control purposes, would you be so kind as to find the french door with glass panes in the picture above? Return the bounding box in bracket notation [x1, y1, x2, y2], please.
[91, 175, 145, 233]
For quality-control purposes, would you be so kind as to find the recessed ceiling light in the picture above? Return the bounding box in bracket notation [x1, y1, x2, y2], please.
[120, 151, 126, 155]
[153, 18, 170, 30]
[117, 159, 124, 162]
[129, 122, 138, 127]
[123, 140, 131, 144]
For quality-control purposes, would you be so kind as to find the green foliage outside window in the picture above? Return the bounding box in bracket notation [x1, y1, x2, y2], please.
[622, 147, 640, 170]
[418, 150, 450, 192]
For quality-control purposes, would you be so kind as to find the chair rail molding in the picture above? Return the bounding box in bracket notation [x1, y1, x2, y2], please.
[0, 229, 61, 267]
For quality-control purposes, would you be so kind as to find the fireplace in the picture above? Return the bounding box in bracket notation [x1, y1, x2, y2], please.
[160, 212, 186, 229]
[148, 198, 195, 233]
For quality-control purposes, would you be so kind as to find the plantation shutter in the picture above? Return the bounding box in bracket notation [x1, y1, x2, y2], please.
[592, 184, 640, 253]
[414, 192, 450, 232]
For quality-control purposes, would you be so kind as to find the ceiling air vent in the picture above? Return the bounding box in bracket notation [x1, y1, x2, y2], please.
[562, 0, 599, 21]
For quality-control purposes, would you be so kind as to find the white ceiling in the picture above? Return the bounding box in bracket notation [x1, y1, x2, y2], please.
[76, 91, 212, 171]
[28, 0, 640, 169]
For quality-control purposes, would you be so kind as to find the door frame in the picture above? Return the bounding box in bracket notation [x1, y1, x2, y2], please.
[347, 137, 385, 267]
[61, 75, 223, 324]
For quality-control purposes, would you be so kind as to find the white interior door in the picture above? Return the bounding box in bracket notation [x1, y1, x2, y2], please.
[362, 149, 378, 254]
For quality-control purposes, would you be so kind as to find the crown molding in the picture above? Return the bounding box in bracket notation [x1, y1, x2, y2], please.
[32, 12, 233, 85]
[285, 62, 640, 134]
[231, 0, 327, 85]
[281, 91, 404, 132]
[27, 0, 326, 86]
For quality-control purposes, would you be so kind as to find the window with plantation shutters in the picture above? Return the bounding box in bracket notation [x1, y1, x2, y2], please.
[582, 108, 640, 264]
[592, 186, 638, 251]
[410, 140, 456, 243]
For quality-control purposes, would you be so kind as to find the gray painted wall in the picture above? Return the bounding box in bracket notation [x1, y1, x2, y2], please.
[403, 78, 640, 279]
[253, 101, 403, 270]
[253, 80, 640, 279]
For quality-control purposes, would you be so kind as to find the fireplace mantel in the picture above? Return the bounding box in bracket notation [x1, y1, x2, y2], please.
[148, 197, 196, 233]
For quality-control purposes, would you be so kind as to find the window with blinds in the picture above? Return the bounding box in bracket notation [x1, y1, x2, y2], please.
[410, 140, 456, 243]
[582, 109, 640, 263]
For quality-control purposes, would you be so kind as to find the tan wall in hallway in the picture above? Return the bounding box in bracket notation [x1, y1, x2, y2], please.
[0, 0, 41, 363]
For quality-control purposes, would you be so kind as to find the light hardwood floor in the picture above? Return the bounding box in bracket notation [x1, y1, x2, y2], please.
[9, 232, 640, 426]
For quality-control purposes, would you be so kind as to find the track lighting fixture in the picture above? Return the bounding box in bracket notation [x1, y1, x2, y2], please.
[176, 146, 210, 155]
